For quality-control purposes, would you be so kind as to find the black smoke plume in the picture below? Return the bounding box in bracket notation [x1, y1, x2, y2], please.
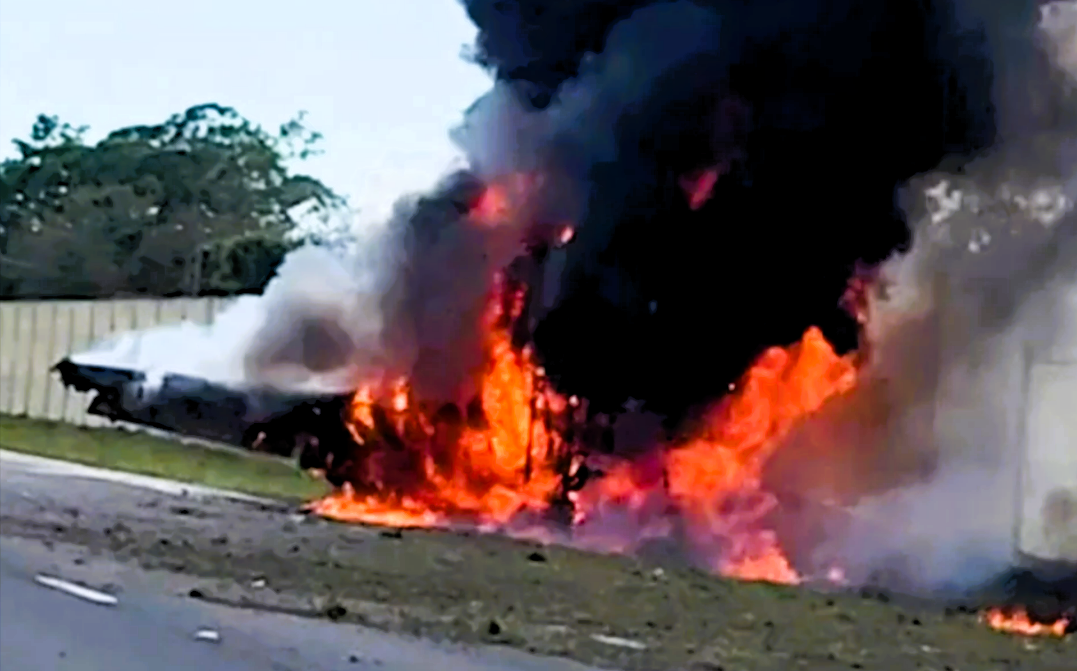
[452, 0, 1047, 422]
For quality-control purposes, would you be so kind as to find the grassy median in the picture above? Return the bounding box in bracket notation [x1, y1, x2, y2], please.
[0, 415, 328, 502]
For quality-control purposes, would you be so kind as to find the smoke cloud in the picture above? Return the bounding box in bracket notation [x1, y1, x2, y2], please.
[459, 0, 1012, 417]
[770, 0, 1077, 590]
[71, 0, 1076, 592]
[73, 236, 397, 394]
[797, 185, 1075, 594]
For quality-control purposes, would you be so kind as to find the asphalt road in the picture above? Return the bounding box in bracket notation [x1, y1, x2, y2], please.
[0, 547, 295, 671]
[0, 450, 603, 671]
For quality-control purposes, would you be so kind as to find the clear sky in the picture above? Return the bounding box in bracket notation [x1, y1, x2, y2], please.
[0, 0, 493, 225]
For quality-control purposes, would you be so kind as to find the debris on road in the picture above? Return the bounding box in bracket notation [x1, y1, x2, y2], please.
[33, 574, 119, 606]
[590, 633, 647, 650]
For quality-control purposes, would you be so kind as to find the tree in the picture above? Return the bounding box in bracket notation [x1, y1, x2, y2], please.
[0, 104, 347, 298]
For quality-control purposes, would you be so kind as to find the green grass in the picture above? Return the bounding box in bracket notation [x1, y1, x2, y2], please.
[0, 415, 328, 502]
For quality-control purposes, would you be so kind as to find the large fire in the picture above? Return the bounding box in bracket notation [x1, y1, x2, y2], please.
[308, 180, 1070, 638]
[314, 273, 567, 531]
[311, 184, 861, 583]
[314, 304, 854, 585]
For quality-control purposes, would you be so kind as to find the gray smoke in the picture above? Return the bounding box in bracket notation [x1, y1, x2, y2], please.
[373, 172, 531, 401]
[72, 225, 401, 395]
[780, 6, 1077, 592]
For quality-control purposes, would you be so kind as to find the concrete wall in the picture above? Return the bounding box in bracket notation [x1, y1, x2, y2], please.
[0, 298, 233, 427]
[930, 276, 1077, 566]
[1018, 282, 1077, 564]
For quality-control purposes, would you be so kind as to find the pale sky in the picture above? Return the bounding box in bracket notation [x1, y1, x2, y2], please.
[0, 0, 493, 225]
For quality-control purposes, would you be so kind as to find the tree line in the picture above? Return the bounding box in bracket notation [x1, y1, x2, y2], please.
[0, 103, 348, 299]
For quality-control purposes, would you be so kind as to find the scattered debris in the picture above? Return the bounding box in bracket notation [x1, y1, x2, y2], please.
[326, 604, 348, 621]
[590, 633, 647, 650]
[348, 653, 382, 666]
[194, 628, 221, 643]
[34, 574, 119, 606]
[251, 577, 267, 588]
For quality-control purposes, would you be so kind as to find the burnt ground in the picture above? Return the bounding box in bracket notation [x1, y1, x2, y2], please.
[0, 466, 1072, 671]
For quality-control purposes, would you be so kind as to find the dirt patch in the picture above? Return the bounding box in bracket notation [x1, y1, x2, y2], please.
[1, 489, 1072, 671]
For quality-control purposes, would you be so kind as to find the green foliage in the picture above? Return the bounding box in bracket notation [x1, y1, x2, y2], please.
[0, 104, 347, 298]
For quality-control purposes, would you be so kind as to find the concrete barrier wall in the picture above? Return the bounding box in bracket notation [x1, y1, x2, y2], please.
[0, 298, 234, 427]
[934, 276, 1077, 565]
[1018, 282, 1077, 564]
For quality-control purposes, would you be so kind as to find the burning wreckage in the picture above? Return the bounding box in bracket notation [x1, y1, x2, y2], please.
[56, 0, 1077, 638]
[52, 356, 354, 463]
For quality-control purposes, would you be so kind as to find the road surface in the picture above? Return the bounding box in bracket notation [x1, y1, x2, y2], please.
[3, 449, 1068, 671]
[0, 450, 603, 671]
[1, 545, 306, 671]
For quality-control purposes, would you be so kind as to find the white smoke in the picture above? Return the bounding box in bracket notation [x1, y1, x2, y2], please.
[808, 153, 1077, 593]
[72, 220, 402, 395]
[802, 1, 1077, 594]
[773, 4, 1077, 592]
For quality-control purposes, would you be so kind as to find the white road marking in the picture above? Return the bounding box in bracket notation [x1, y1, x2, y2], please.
[589, 634, 647, 650]
[34, 574, 119, 606]
[194, 628, 221, 642]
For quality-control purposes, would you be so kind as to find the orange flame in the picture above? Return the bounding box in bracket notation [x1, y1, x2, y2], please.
[471, 185, 511, 224]
[312, 190, 863, 583]
[983, 607, 1071, 637]
[470, 173, 539, 226]
[574, 326, 857, 583]
[312, 276, 566, 530]
[313, 300, 857, 584]
[671, 326, 856, 581]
